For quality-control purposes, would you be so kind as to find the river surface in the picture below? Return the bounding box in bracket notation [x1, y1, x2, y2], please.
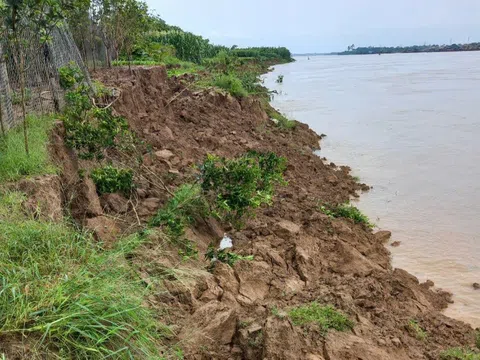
[264, 52, 480, 327]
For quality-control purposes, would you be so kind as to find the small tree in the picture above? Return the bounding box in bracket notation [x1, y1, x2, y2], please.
[0, 0, 82, 154]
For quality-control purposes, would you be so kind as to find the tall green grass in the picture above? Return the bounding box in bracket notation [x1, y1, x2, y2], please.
[0, 115, 56, 183]
[0, 191, 166, 359]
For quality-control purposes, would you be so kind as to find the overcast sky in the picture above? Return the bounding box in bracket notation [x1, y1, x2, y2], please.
[145, 0, 480, 53]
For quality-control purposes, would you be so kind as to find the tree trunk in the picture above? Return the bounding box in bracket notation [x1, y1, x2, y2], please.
[0, 42, 13, 132]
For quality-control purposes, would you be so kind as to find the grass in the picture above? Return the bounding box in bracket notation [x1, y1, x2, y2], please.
[264, 104, 296, 130]
[213, 74, 248, 97]
[408, 320, 427, 341]
[288, 302, 353, 335]
[319, 203, 374, 228]
[440, 348, 480, 360]
[0, 190, 168, 359]
[0, 115, 56, 183]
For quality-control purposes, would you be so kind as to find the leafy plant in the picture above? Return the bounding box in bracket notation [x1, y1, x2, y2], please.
[11, 88, 32, 105]
[213, 74, 248, 97]
[150, 184, 208, 259]
[288, 302, 353, 335]
[205, 245, 254, 267]
[264, 104, 296, 130]
[59, 62, 85, 90]
[408, 320, 427, 341]
[200, 151, 287, 224]
[276, 75, 284, 83]
[440, 348, 480, 360]
[90, 165, 134, 195]
[476, 330, 480, 349]
[319, 203, 374, 228]
[59, 64, 132, 159]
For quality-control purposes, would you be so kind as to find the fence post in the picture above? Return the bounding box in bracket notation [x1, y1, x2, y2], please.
[0, 41, 14, 132]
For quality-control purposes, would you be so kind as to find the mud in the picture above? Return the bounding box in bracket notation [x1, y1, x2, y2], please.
[58, 66, 477, 359]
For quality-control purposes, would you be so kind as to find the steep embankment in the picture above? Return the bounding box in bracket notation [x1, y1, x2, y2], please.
[57, 66, 476, 359]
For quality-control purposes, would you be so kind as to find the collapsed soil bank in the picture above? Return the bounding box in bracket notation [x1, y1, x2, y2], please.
[58, 66, 476, 359]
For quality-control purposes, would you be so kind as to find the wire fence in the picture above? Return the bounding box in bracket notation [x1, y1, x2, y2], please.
[0, 25, 91, 133]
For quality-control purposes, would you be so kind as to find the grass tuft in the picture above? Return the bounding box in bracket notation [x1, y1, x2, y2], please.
[0, 191, 166, 358]
[319, 203, 374, 228]
[213, 74, 248, 97]
[288, 302, 353, 335]
[0, 115, 56, 183]
[440, 348, 480, 360]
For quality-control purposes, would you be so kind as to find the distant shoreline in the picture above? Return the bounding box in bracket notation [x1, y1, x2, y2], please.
[295, 42, 480, 57]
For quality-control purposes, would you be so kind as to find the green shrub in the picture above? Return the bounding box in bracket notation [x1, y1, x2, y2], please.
[205, 245, 254, 267]
[319, 203, 374, 228]
[59, 62, 85, 90]
[264, 105, 296, 130]
[151, 184, 207, 235]
[0, 115, 56, 183]
[60, 65, 132, 159]
[213, 74, 248, 97]
[200, 151, 286, 224]
[0, 202, 164, 358]
[288, 302, 353, 335]
[90, 165, 134, 195]
[276, 75, 284, 84]
[476, 330, 480, 348]
[440, 348, 480, 360]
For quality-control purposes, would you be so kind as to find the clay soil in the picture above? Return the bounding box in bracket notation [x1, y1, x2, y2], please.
[61, 66, 477, 359]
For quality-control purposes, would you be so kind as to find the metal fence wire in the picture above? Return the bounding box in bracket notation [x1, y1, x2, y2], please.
[0, 25, 90, 133]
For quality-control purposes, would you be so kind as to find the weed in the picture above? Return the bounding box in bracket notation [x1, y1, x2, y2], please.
[288, 302, 353, 335]
[59, 64, 133, 159]
[213, 74, 248, 97]
[276, 75, 284, 83]
[205, 245, 254, 267]
[408, 320, 427, 341]
[440, 348, 480, 360]
[200, 151, 287, 225]
[264, 104, 296, 130]
[352, 175, 361, 183]
[0, 114, 56, 182]
[90, 165, 134, 195]
[0, 207, 166, 358]
[150, 184, 207, 258]
[271, 306, 286, 319]
[476, 330, 480, 348]
[319, 203, 374, 228]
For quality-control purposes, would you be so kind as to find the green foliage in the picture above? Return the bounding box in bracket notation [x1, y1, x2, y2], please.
[338, 43, 480, 56]
[319, 203, 374, 228]
[408, 320, 427, 341]
[288, 302, 354, 335]
[476, 330, 480, 348]
[205, 245, 254, 267]
[0, 115, 56, 183]
[213, 74, 248, 98]
[276, 75, 284, 84]
[232, 47, 293, 63]
[91, 165, 134, 195]
[59, 62, 85, 90]
[265, 105, 297, 130]
[59, 64, 132, 159]
[0, 191, 165, 359]
[151, 29, 227, 64]
[440, 348, 480, 360]
[200, 151, 287, 223]
[151, 184, 207, 236]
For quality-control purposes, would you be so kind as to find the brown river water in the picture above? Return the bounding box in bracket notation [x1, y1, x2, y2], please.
[264, 52, 480, 327]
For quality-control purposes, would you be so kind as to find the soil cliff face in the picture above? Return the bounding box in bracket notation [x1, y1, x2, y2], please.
[84, 66, 476, 359]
